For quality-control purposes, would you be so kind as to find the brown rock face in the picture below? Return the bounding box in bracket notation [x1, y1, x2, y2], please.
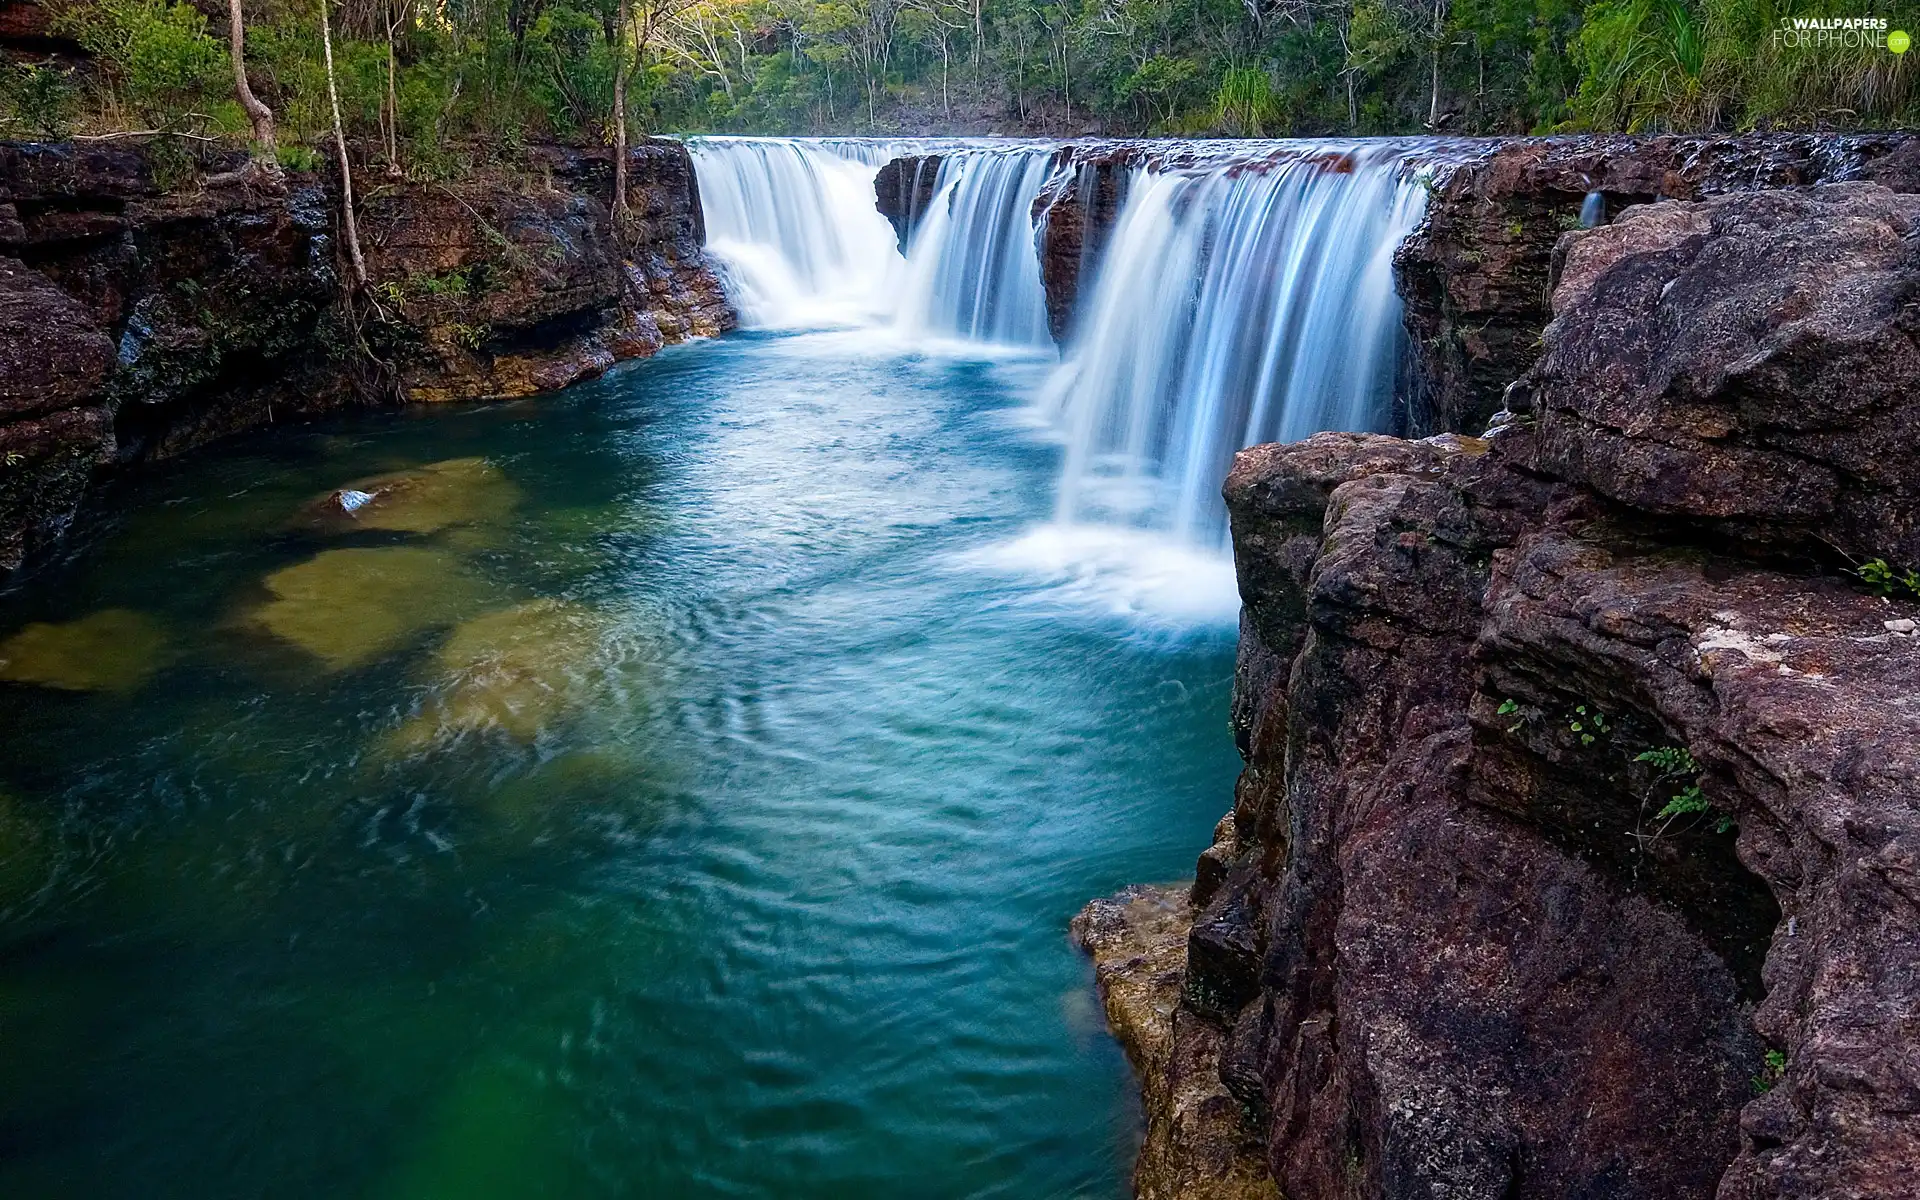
[1031, 149, 1128, 344]
[359, 144, 731, 404]
[873, 154, 943, 252]
[1092, 183, 1920, 1199]
[0, 256, 114, 574]
[1395, 132, 1920, 437]
[1520, 184, 1920, 571]
[0, 138, 733, 583]
[1072, 884, 1281, 1200]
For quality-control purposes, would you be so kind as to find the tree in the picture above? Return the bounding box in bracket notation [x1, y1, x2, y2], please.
[320, 0, 368, 286]
[613, 0, 700, 220]
[226, 0, 277, 156]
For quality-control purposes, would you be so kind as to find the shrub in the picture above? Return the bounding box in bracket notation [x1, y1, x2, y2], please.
[58, 0, 229, 128]
[0, 60, 80, 138]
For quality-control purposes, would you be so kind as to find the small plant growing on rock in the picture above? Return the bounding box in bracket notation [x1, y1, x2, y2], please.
[1496, 697, 1542, 734]
[1853, 558, 1920, 601]
[1753, 1049, 1787, 1094]
[1568, 705, 1611, 745]
[1635, 745, 1734, 836]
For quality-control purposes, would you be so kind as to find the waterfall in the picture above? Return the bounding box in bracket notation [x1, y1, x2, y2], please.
[894, 147, 1056, 346]
[1044, 144, 1431, 544]
[685, 135, 1436, 566]
[686, 137, 1056, 346]
[685, 137, 902, 328]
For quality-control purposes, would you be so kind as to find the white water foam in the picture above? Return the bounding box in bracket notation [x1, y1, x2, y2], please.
[957, 523, 1242, 628]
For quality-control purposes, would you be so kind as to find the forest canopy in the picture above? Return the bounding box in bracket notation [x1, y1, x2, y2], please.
[2, 0, 1917, 154]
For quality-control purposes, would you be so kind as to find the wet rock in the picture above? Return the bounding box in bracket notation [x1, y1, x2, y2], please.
[1031, 149, 1129, 343]
[873, 154, 943, 251]
[302, 457, 520, 536]
[1071, 885, 1280, 1200]
[0, 607, 170, 691]
[243, 546, 487, 670]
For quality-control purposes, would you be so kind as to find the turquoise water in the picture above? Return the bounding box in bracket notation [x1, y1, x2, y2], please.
[0, 330, 1241, 1198]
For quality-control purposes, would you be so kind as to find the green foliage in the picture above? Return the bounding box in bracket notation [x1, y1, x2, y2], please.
[1854, 557, 1920, 599]
[1496, 696, 1541, 733]
[1753, 1048, 1788, 1093]
[57, 0, 230, 127]
[1214, 67, 1283, 135]
[275, 142, 323, 172]
[1568, 704, 1611, 745]
[1, 60, 81, 138]
[1570, 0, 1713, 130]
[1635, 745, 1698, 775]
[37, 0, 1920, 151]
[1637, 744, 1733, 833]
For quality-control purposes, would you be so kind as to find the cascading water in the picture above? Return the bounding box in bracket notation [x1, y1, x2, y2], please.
[686, 137, 1056, 347]
[685, 138, 901, 328]
[894, 148, 1056, 346]
[1043, 143, 1432, 545]
[686, 136, 1436, 611]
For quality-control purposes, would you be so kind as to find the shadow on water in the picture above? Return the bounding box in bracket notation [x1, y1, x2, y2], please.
[0, 331, 1241, 1198]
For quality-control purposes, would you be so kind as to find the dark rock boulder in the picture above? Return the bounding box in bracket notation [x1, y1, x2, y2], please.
[1521, 184, 1920, 571]
[1087, 181, 1920, 1199]
[873, 154, 943, 252]
[1031, 148, 1128, 343]
[1395, 131, 1920, 437]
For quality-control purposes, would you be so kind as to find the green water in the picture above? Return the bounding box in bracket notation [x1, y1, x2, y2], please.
[0, 330, 1242, 1198]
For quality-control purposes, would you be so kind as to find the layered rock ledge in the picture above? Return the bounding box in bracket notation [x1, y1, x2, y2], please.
[0, 140, 732, 582]
[1396, 131, 1920, 436]
[1082, 183, 1920, 1198]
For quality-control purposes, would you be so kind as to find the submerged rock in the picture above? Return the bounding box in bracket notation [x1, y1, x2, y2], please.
[0, 608, 171, 692]
[379, 599, 609, 754]
[244, 546, 487, 670]
[303, 457, 521, 537]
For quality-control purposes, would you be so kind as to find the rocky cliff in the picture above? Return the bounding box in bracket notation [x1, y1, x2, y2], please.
[0, 139, 732, 582]
[1395, 132, 1920, 437]
[1081, 183, 1920, 1199]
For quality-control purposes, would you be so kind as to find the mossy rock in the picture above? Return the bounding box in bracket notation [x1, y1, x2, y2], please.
[302, 457, 521, 537]
[0, 609, 172, 692]
[244, 546, 489, 670]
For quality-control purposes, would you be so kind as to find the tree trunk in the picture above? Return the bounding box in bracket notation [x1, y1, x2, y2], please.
[226, 0, 277, 158]
[386, 8, 401, 175]
[612, 0, 631, 219]
[321, 0, 368, 288]
[1428, 0, 1442, 128]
